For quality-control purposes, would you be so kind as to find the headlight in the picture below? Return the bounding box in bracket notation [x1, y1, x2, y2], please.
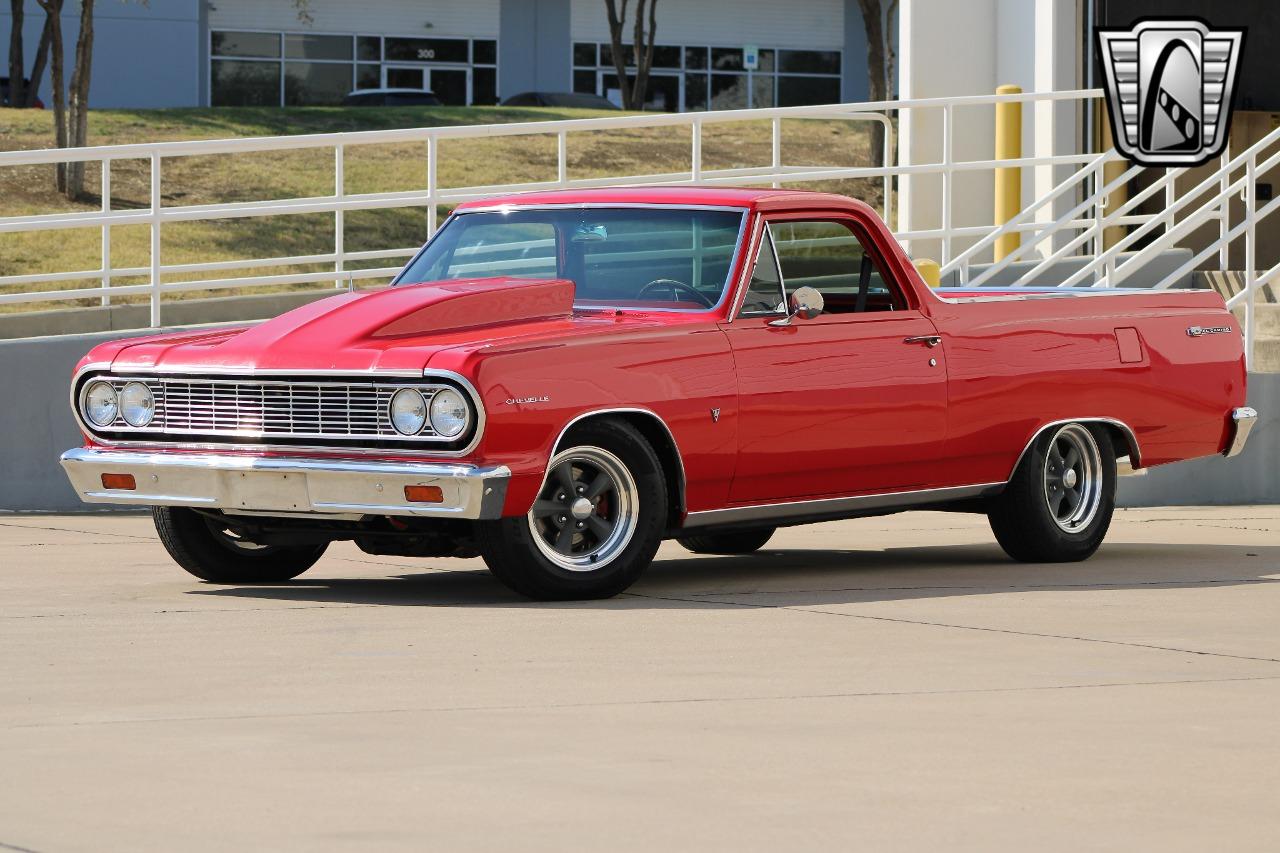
[389, 388, 427, 435]
[84, 381, 119, 427]
[429, 387, 470, 438]
[119, 382, 155, 428]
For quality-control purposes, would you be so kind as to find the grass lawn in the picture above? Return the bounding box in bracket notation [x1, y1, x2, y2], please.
[0, 105, 883, 313]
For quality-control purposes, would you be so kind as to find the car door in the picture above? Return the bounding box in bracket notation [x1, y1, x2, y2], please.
[722, 213, 948, 504]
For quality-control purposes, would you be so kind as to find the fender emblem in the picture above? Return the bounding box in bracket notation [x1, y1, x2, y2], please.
[710, 407, 721, 423]
[505, 395, 550, 405]
[1186, 326, 1232, 337]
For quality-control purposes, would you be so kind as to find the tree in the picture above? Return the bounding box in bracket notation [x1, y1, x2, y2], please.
[34, 0, 66, 192]
[8, 0, 24, 106]
[855, 0, 897, 167]
[33, 0, 95, 199]
[603, 0, 658, 111]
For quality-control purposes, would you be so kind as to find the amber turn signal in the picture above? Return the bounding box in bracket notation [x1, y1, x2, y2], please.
[101, 473, 136, 490]
[404, 484, 444, 503]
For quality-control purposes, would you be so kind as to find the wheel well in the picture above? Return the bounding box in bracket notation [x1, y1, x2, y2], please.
[556, 411, 686, 528]
[1098, 422, 1141, 467]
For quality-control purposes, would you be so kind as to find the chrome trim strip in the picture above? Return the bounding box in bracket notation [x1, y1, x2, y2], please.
[60, 447, 510, 519]
[69, 364, 487, 459]
[682, 482, 1004, 529]
[1225, 406, 1258, 458]
[1008, 417, 1142, 480]
[547, 407, 688, 517]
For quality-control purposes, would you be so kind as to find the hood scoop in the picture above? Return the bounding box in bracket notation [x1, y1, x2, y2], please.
[368, 277, 575, 338]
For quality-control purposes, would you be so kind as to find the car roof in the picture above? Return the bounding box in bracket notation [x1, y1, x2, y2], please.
[454, 185, 874, 214]
[345, 88, 437, 96]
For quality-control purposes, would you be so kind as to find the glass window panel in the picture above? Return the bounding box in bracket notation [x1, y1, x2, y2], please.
[574, 42, 597, 66]
[757, 48, 775, 72]
[211, 31, 280, 59]
[739, 232, 785, 315]
[385, 37, 469, 64]
[473, 40, 497, 65]
[711, 47, 743, 71]
[651, 45, 681, 68]
[751, 74, 775, 108]
[684, 46, 707, 69]
[778, 49, 841, 74]
[284, 61, 353, 106]
[777, 75, 841, 106]
[711, 73, 748, 110]
[285, 34, 352, 61]
[430, 68, 467, 105]
[356, 64, 380, 90]
[472, 67, 497, 105]
[211, 59, 280, 106]
[770, 220, 900, 312]
[357, 36, 380, 61]
[684, 73, 708, 111]
[574, 70, 598, 94]
[386, 67, 424, 89]
[600, 43, 635, 67]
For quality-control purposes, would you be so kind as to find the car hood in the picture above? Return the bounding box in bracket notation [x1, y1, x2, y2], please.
[94, 277, 684, 375]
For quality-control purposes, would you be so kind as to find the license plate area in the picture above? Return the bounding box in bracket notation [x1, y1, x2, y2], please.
[225, 470, 310, 512]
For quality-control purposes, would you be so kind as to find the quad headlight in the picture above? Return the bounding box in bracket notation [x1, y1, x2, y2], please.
[428, 387, 470, 438]
[119, 382, 155, 428]
[83, 380, 119, 427]
[390, 388, 428, 436]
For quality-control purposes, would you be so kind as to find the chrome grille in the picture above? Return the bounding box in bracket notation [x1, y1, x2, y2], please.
[88, 376, 456, 442]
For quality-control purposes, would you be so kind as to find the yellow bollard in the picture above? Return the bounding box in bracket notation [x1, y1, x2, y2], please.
[994, 84, 1023, 262]
[914, 258, 941, 288]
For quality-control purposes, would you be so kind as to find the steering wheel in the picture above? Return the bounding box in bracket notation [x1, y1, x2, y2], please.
[636, 278, 715, 308]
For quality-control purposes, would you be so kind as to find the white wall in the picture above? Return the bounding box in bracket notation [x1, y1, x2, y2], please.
[569, 0, 844, 49]
[209, 0, 501, 39]
[898, 0, 1082, 264]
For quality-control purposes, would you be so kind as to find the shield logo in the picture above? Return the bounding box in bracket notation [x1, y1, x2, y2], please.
[1097, 18, 1245, 167]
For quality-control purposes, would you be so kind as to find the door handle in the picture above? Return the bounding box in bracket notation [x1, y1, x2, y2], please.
[903, 335, 942, 348]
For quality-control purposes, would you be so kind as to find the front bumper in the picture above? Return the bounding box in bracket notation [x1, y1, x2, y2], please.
[1225, 407, 1259, 458]
[60, 448, 510, 519]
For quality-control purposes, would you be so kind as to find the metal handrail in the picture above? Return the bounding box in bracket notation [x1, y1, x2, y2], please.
[0, 88, 1104, 326]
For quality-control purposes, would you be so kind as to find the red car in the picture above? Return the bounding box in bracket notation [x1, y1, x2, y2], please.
[61, 187, 1256, 599]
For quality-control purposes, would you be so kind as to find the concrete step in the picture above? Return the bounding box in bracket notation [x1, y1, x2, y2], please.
[1254, 336, 1280, 373]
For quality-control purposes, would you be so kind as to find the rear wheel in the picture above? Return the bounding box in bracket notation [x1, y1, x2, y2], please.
[478, 419, 667, 600]
[988, 422, 1116, 562]
[677, 527, 776, 555]
[152, 506, 326, 583]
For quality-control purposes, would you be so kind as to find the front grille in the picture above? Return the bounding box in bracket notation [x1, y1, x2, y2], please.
[83, 376, 462, 443]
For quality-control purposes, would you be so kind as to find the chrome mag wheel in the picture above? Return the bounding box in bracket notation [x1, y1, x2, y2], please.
[1042, 423, 1103, 532]
[527, 445, 639, 572]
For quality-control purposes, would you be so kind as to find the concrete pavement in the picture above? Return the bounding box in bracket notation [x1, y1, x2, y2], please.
[2, 507, 1279, 851]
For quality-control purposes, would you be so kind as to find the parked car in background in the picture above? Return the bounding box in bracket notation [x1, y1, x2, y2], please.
[500, 91, 621, 110]
[341, 88, 442, 107]
[0, 77, 44, 108]
[61, 187, 1255, 600]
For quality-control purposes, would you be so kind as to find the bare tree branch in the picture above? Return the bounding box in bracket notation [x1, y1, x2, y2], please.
[604, 0, 633, 109]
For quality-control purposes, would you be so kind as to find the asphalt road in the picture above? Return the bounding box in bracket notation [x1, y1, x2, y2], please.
[2, 507, 1279, 851]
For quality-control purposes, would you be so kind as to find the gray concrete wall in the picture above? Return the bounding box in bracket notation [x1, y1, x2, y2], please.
[1, 0, 203, 109]
[2, 320, 1274, 513]
[498, 0, 571, 101]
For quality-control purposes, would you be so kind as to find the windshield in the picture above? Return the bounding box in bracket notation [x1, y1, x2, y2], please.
[396, 207, 747, 311]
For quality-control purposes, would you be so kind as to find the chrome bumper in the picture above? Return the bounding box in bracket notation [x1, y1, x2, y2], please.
[1225, 407, 1258, 458]
[60, 448, 510, 519]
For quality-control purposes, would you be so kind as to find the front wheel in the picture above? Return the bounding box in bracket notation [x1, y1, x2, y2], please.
[987, 422, 1116, 562]
[478, 418, 667, 600]
[152, 506, 327, 582]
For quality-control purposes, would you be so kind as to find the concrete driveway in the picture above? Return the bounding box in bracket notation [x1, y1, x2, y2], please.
[2, 507, 1278, 851]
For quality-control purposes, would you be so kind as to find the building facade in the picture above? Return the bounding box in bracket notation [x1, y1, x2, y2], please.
[0, 0, 886, 110]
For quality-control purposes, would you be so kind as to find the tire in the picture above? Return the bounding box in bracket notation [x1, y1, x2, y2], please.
[987, 422, 1116, 562]
[677, 527, 776, 555]
[477, 418, 667, 600]
[152, 506, 327, 583]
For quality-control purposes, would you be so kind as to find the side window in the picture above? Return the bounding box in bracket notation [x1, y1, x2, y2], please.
[770, 220, 903, 314]
[737, 228, 785, 315]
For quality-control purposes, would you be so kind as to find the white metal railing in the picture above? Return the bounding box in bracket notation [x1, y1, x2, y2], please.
[960, 120, 1280, 369]
[0, 89, 1104, 327]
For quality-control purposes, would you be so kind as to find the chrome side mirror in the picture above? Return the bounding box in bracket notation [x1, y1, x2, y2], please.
[768, 286, 824, 326]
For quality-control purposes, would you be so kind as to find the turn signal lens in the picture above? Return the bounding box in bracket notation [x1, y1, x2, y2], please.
[404, 485, 444, 503]
[101, 473, 136, 490]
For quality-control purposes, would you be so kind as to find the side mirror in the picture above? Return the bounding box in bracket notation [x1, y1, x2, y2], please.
[768, 286, 824, 326]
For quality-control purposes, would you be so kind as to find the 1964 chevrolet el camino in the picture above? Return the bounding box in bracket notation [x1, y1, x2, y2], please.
[61, 187, 1256, 599]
